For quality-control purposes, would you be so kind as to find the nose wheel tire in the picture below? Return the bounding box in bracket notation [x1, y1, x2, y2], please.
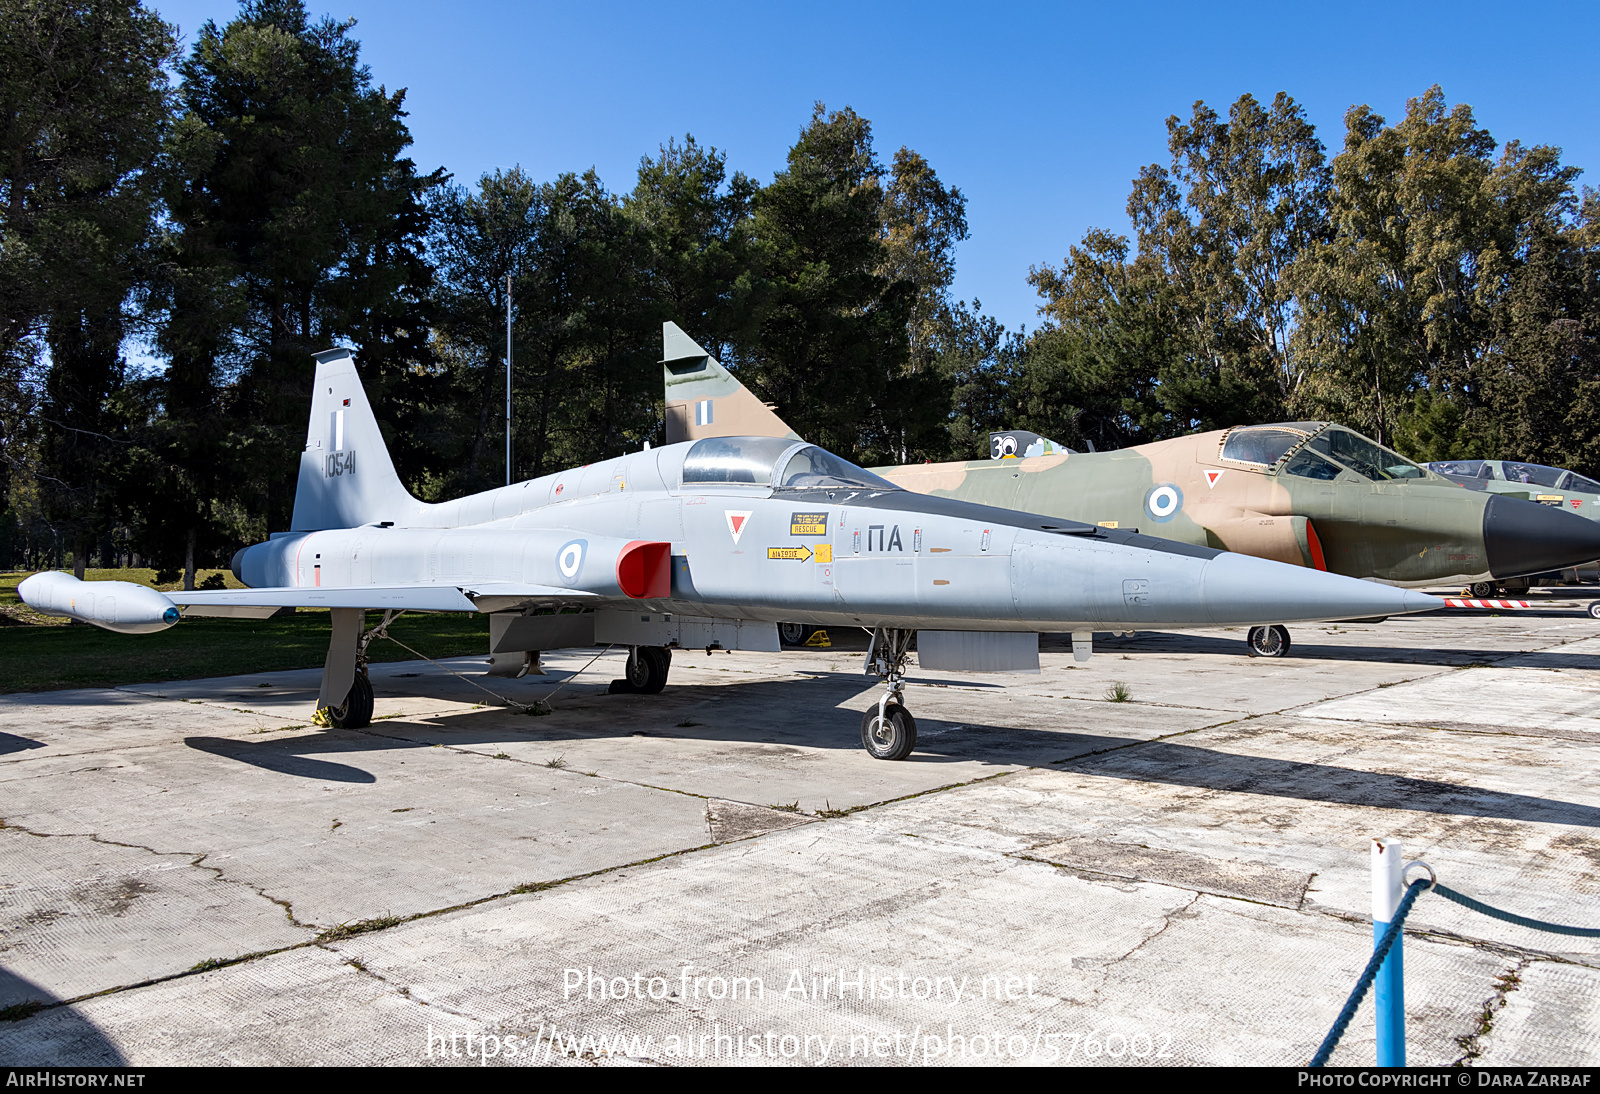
[860, 702, 917, 760]
[1470, 581, 1498, 598]
[1588, 601, 1600, 619]
[323, 671, 374, 728]
[1246, 625, 1291, 658]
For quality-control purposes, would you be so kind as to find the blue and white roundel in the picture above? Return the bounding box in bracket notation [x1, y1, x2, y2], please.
[557, 539, 587, 586]
[1144, 483, 1183, 523]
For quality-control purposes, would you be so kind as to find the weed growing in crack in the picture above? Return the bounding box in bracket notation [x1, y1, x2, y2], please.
[1104, 681, 1132, 702]
[316, 916, 405, 943]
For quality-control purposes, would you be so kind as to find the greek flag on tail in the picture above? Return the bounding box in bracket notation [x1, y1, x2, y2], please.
[696, 399, 713, 426]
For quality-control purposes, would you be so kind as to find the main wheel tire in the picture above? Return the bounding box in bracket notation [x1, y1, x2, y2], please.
[325, 672, 373, 728]
[1246, 625, 1291, 658]
[1470, 581, 1497, 598]
[1588, 600, 1600, 620]
[623, 646, 670, 694]
[860, 702, 917, 760]
[779, 622, 814, 647]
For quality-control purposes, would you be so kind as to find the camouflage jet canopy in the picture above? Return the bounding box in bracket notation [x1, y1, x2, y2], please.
[660, 322, 1600, 654]
[20, 347, 1442, 760]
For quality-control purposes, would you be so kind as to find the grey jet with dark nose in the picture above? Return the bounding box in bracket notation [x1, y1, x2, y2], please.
[21, 349, 1442, 760]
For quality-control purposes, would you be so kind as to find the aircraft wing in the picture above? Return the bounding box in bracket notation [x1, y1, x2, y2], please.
[171, 583, 596, 618]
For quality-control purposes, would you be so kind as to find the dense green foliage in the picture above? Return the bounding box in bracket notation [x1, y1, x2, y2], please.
[3, 1, 1597, 580]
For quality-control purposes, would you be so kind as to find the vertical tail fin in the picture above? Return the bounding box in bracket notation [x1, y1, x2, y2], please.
[290, 349, 419, 531]
[661, 322, 800, 444]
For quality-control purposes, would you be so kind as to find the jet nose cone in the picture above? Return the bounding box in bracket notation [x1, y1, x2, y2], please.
[1199, 552, 1442, 625]
[1403, 590, 1446, 614]
[1484, 494, 1600, 578]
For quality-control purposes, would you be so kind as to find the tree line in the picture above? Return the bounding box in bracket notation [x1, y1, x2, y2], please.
[3, 0, 1596, 585]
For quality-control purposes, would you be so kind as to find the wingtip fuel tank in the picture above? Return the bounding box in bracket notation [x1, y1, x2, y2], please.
[18, 571, 181, 634]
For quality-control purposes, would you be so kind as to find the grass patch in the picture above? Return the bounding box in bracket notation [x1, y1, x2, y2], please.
[769, 801, 801, 813]
[544, 756, 568, 769]
[510, 880, 561, 895]
[1104, 681, 1133, 702]
[315, 915, 405, 943]
[0, 1001, 44, 1022]
[189, 957, 231, 973]
[0, 569, 488, 694]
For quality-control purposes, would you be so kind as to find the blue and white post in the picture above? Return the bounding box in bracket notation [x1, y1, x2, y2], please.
[1372, 837, 1405, 1066]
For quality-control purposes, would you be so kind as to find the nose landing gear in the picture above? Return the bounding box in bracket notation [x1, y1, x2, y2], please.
[861, 627, 918, 760]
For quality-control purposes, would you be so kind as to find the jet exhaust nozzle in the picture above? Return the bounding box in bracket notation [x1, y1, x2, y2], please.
[16, 572, 181, 634]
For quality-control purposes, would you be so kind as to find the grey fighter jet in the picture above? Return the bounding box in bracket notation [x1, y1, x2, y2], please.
[21, 349, 1441, 760]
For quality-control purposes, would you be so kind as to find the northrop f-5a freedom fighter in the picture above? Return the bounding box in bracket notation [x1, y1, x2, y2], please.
[22, 347, 1441, 759]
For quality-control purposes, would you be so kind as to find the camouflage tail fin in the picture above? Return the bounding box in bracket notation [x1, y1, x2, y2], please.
[662, 322, 800, 444]
[290, 349, 420, 531]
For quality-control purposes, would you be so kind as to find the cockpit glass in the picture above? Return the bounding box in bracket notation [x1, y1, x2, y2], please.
[1282, 449, 1342, 481]
[1307, 429, 1425, 481]
[1428, 460, 1487, 478]
[681, 436, 804, 485]
[775, 445, 899, 491]
[1502, 462, 1566, 488]
[1220, 428, 1307, 466]
[1564, 472, 1600, 494]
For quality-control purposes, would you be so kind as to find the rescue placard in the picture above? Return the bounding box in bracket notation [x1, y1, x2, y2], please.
[790, 512, 829, 536]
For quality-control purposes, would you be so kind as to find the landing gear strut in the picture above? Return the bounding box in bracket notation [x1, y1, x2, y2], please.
[1246, 624, 1291, 658]
[861, 627, 917, 760]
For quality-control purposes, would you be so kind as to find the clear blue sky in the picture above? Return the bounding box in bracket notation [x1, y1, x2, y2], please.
[150, 0, 1600, 334]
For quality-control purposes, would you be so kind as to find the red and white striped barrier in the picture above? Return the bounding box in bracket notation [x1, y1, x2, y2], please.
[1442, 598, 1532, 610]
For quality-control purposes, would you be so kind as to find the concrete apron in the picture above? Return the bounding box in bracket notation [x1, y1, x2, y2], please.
[1, 603, 1599, 1065]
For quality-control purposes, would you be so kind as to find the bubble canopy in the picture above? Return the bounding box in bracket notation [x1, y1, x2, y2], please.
[680, 437, 898, 491]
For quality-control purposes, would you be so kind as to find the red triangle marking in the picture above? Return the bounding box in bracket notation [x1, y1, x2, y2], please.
[1205, 470, 1224, 488]
[731, 515, 745, 532]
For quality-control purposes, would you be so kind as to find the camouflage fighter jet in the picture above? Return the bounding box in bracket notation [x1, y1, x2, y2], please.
[21, 349, 1445, 759]
[662, 323, 1600, 656]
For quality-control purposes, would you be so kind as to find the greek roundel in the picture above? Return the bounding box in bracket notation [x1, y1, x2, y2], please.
[1144, 483, 1183, 523]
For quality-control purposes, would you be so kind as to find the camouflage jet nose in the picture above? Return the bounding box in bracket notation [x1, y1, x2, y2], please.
[1483, 493, 1600, 578]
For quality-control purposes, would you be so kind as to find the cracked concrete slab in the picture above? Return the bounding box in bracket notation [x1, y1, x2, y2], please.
[1475, 960, 1600, 1065]
[0, 827, 308, 1007]
[0, 720, 716, 947]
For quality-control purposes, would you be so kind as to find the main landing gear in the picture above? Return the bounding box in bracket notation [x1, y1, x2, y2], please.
[609, 646, 672, 694]
[779, 622, 816, 647]
[1246, 624, 1291, 658]
[315, 608, 397, 729]
[861, 627, 917, 760]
